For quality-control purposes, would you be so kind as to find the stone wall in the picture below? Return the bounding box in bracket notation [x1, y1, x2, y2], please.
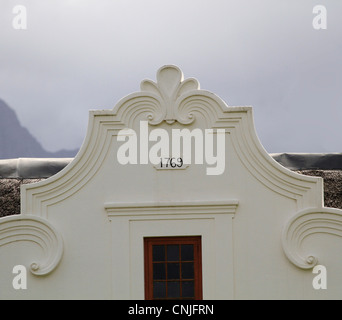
[0, 179, 42, 217]
[297, 170, 342, 209]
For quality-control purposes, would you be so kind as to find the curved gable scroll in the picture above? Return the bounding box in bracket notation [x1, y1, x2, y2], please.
[282, 207, 342, 270]
[113, 65, 227, 128]
[0, 215, 63, 276]
[21, 65, 322, 218]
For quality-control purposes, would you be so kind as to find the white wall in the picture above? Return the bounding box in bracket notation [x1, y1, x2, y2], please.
[0, 65, 341, 300]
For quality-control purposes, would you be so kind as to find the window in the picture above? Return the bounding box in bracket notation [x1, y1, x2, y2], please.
[144, 236, 202, 300]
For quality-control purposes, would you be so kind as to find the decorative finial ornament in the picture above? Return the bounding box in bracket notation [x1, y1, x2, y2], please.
[140, 65, 200, 125]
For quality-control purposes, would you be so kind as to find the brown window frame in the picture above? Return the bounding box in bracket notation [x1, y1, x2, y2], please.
[144, 236, 203, 300]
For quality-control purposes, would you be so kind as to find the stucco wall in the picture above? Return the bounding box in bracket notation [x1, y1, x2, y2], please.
[1, 66, 341, 300]
[1, 170, 341, 218]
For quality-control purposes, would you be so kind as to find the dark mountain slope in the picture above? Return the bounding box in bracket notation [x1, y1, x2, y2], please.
[0, 99, 77, 159]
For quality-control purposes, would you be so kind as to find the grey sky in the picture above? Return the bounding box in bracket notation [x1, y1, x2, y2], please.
[0, 0, 341, 153]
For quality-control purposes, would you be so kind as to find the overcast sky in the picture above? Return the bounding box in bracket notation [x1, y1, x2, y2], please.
[0, 0, 341, 154]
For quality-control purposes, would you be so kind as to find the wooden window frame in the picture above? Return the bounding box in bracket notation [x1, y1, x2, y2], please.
[144, 236, 203, 300]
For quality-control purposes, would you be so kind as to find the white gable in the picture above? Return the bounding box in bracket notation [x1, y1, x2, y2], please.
[1, 65, 341, 299]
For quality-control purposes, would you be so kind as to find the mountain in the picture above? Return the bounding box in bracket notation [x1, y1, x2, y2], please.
[0, 99, 78, 159]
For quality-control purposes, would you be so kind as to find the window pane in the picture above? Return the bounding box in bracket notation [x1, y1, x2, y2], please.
[153, 282, 166, 298]
[145, 237, 202, 300]
[182, 281, 194, 298]
[168, 282, 180, 298]
[181, 244, 194, 261]
[167, 263, 180, 280]
[182, 262, 194, 279]
[167, 245, 179, 261]
[153, 245, 165, 262]
[153, 263, 166, 280]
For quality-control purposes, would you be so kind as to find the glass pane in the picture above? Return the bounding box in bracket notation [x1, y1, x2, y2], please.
[181, 244, 194, 261]
[167, 263, 180, 280]
[168, 281, 180, 298]
[182, 262, 194, 279]
[153, 263, 166, 280]
[182, 281, 194, 298]
[167, 245, 179, 261]
[153, 282, 166, 298]
[153, 245, 165, 262]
